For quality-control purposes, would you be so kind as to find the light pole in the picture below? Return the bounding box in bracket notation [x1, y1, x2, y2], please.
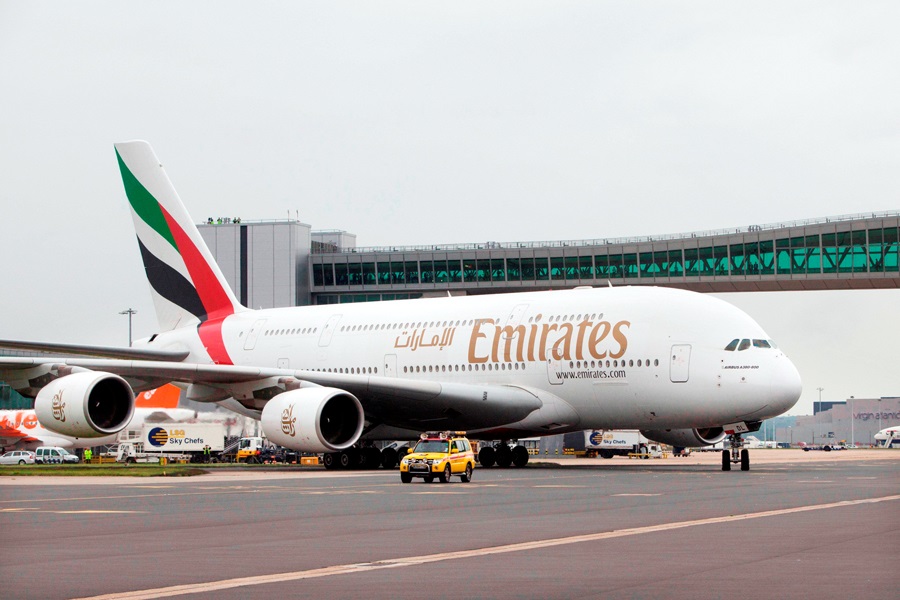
[119, 308, 137, 347]
[789, 426, 793, 447]
[816, 387, 824, 412]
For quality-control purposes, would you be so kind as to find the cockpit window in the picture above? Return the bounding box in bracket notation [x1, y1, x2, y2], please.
[738, 339, 751, 351]
[752, 339, 771, 349]
[724, 339, 739, 351]
[768, 339, 778, 349]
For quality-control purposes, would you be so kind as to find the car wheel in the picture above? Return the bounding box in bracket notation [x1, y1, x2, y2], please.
[439, 464, 451, 483]
[424, 475, 434, 483]
[461, 463, 473, 483]
[400, 472, 412, 484]
[18, 459, 26, 465]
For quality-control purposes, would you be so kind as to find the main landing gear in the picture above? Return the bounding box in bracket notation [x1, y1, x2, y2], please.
[477, 441, 530, 468]
[721, 433, 750, 472]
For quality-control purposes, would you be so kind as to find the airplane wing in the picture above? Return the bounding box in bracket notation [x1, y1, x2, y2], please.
[0, 357, 543, 432]
[0, 339, 189, 361]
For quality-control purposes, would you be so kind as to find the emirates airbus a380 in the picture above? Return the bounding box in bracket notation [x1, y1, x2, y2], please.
[0, 141, 801, 472]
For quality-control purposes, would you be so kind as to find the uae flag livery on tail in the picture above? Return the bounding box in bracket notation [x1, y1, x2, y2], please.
[114, 141, 244, 364]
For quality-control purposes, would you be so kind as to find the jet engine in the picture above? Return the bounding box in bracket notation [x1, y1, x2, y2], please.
[34, 371, 135, 438]
[640, 427, 726, 448]
[260, 387, 364, 453]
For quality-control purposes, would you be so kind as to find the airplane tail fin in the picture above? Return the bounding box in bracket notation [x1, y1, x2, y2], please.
[114, 140, 245, 333]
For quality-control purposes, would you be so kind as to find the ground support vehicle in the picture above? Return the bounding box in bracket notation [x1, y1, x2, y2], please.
[115, 442, 189, 464]
[35, 446, 79, 464]
[142, 423, 225, 463]
[564, 430, 652, 459]
[627, 444, 665, 459]
[399, 431, 476, 483]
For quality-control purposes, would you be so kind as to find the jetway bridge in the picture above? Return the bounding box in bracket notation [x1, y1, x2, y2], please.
[309, 212, 899, 304]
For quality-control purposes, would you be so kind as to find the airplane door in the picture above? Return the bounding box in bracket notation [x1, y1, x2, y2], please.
[318, 314, 342, 347]
[670, 344, 691, 383]
[243, 319, 267, 350]
[546, 346, 563, 385]
[384, 354, 397, 377]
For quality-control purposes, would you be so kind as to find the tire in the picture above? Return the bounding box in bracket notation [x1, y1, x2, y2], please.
[322, 452, 336, 470]
[18, 459, 26, 465]
[381, 448, 398, 469]
[424, 475, 434, 483]
[339, 451, 352, 469]
[599, 449, 614, 459]
[740, 448, 750, 471]
[439, 464, 451, 483]
[511, 445, 529, 468]
[496, 446, 513, 468]
[478, 446, 496, 468]
[400, 472, 412, 484]
[721, 450, 731, 471]
[460, 463, 473, 483]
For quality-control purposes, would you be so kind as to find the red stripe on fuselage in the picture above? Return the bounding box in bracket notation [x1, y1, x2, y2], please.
[159, 206, 235, 365]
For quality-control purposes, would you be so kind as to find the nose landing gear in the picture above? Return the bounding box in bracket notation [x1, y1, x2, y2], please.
[722, 433, 750, 471]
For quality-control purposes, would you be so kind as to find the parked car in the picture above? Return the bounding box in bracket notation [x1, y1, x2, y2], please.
[0, 450, 36, 465]
[34, 446, 80, 464]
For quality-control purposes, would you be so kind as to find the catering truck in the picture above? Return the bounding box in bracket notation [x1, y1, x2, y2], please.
[564, 430, 651, 458]
[118, 423, 226, 463]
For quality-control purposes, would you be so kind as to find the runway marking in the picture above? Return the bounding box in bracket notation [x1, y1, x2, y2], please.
[613, 493, 661, 497]
[846, 477, 877, 480]
[1, 508, 144, 514]
[797, 480, 835, 483]
[533, 485, 585, 488]
[71, 494, 900, 600]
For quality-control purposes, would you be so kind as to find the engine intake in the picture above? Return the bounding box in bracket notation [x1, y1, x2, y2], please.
[260, 387, 364, 453]
[35, 372, 135, 438]
[640, 427, 726, 448]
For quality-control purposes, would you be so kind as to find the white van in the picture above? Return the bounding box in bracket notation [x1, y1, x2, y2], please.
[34, 446, 80, 464]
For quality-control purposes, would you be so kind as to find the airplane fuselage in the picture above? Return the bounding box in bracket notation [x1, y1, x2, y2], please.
[141, 286, 801, 436]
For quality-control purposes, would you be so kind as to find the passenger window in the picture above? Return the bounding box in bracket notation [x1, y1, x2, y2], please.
[738, 339, 751, 351]
[724, 339, 739, 351]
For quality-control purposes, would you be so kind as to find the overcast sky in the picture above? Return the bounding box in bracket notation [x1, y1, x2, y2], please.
[1, 1, 897, 414]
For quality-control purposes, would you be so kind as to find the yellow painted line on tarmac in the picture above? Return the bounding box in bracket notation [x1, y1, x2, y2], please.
[72, 494, 900, 600]
[533, 485, 585, 488]
[1, 508, 144, 514]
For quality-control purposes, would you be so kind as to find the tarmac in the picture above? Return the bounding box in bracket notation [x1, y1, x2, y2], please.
[1, 449, 897, 599]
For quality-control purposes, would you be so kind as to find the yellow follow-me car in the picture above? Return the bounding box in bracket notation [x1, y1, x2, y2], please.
[400, 431, 476, 483]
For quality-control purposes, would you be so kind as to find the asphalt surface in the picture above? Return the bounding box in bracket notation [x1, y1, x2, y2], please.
[1, 451, 898, 600]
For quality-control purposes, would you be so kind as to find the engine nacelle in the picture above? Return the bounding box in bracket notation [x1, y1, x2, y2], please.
[640, 427, 726, 448]
[260, 387, 364, 453]
[34, 372, 135, 438]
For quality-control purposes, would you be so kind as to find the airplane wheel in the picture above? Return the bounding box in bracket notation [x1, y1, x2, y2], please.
[721, 450, 731, 471]
[400, 472, 412, 484]
[740, 449, 750, 471]
[339, 451, 352, 469]
[381, 448, 398, 469]
[479, 446, 496, 468]
[496, 446, 513, 468]
[439, 464, 451, 483]
[322, 452, 335, 470]
[461, 463, 473, 483]
[512, 445, 529, 467]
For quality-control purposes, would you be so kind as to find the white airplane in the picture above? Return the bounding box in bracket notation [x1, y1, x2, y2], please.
[0, 385, 195, 451]
[874, 426, 900, 448]
[0, 141, 801, 471]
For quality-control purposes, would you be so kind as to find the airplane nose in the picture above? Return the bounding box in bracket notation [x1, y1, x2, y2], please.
[772, 355, 802, 414]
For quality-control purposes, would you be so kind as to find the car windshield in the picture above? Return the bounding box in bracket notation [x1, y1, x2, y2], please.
[415, 440, 449, 453]
[59, 449, 74, 455]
